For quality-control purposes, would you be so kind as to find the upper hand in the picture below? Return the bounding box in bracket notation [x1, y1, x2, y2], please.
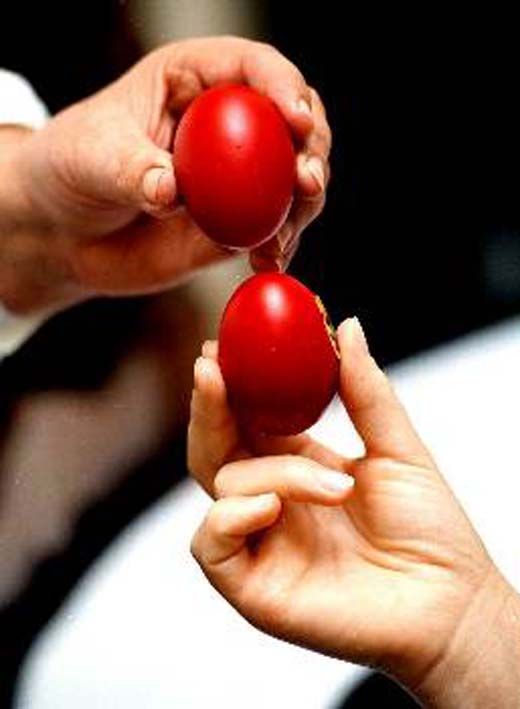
[10, 37, 329, 309]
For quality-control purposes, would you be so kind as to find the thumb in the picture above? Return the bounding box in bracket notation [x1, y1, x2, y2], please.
[80, 119, 178, 217]
[337, 317, 434, 468]
[114, 132, 177, 217]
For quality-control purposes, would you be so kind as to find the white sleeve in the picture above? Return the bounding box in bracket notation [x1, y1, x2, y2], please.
[0, 70, 51, 360]
[0, 305, 55, 357]
[0, 69, 48, 128]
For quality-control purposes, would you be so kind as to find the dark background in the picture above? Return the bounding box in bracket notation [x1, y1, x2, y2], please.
[1, 3, 519, 706]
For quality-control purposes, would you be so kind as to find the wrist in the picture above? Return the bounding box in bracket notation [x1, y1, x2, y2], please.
[0, 127, 80, 314]
[413, 569, 520, 708]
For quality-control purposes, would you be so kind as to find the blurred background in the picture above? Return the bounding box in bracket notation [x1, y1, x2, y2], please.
[1, 1, 519, 707]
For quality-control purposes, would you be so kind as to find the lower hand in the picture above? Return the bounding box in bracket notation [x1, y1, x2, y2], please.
[189, 318, 520, 706]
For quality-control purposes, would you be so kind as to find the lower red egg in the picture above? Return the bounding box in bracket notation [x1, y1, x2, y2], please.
[218, 273, 340, 436]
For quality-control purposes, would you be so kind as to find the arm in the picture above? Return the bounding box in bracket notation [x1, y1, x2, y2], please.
[0, 72, 60, 357]
[189, 320, 520, 707]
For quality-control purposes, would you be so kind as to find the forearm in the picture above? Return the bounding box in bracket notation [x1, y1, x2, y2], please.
[413, 572, 520, 708]
[0, 126, 75, 314]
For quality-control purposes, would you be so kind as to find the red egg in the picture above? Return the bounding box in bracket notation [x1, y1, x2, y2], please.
[218, 273, 339, 436]
[173, 84, 296, 249]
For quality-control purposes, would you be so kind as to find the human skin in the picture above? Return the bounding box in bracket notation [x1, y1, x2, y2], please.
[0, 37, 330, 314]
[189, 318, 520, 707]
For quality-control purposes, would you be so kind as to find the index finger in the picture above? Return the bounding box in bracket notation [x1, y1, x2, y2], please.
[164, 37, 313, 138]
[188, 355, 246, 495]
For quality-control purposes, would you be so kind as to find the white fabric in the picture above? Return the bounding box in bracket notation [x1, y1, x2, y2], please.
[0, 70, 50, 358]
[14, 317, 520, 708]
[0, 304, 54, 357]
[0, 69, 48, 128]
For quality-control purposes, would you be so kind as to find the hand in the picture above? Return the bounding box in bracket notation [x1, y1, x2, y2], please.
[189, 318, 520, 706]
[1, 37, 330, 312]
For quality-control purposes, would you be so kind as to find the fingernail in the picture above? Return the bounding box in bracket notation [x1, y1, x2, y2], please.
[143, 167, 172, 205]
[350, 317, 369, 356]
[256, 492, 279, 509]
[202, 340, 219, 360]
[306, 156, 325, 192]
[194, 356, 211, 389]
[296, 98, 312, 116]
[317, 470, 354, 493]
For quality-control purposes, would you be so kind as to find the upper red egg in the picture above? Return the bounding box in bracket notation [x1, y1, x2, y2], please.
[173, 84, 296, 249]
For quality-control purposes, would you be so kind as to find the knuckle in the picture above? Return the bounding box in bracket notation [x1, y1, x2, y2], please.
[113, 151, 142, 199]
[309, 96, 332, 146]
[323, 125, 333, 151]
[255, 40, 279, 56]
[208, 503, 231, 538]
[213, 465, 232, 498]
[302, 200, 325, 226]
[310, 86, 325, 111]
[254, 42, 305, 83]
[311, 126, 332, 157]
[278, 455, 306, 487]
[315, 193, 327, 215]
[299, 192, 326, 217]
